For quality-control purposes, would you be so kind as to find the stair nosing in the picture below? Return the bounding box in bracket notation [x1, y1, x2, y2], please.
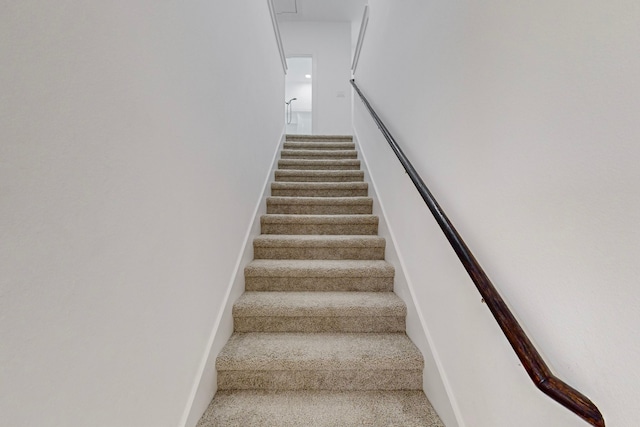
[267, 197, 373, 206]
[217, 332, 423, 371]
[271, 182, 368, 188]
[278, 159, 360, 164]
[276, 169, 364, 175]
[262, 214, 377, 221]
[233, 292, 406, 317]
[253, 235, 385, 245]
[245, 259, 394, 277]
[286, 135, 353, 142]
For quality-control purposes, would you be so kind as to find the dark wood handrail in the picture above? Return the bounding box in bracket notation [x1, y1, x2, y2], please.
[350, 79, 604, 427]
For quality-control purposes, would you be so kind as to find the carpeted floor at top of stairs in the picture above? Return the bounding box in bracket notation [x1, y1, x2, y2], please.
[197, 134, 445, 427]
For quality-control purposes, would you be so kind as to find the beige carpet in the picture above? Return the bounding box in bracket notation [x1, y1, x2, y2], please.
[197, 135, 445, 426]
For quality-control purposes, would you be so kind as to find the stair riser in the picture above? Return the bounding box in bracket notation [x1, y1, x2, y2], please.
[286, 135, 353, 142]
[234, 316, 405, 333]
[245, 277, 394, 292]
[283, 142, 355, 150]
[266, 204, 372, 215]
[278, 162, 360, 170]
[217, 370, 422, 391]
[254, 246, 384, 260]
[275, 174, 364, 182]
[271, 189, 368, 197]
[281, 152, 357, 159]
[261, 223, 378, 235]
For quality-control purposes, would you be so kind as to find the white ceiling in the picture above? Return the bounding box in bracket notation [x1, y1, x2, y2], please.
[273, 0, 367, 22]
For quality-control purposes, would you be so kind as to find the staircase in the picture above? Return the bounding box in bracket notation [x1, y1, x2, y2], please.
[197, 135, 444, 427]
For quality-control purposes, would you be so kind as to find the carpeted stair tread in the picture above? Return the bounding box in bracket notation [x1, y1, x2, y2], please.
[216, 332, 422, 371]
[275, 169, 364, 182]
[286, 134, 353, 142]
[217, 369, 421, 391]
[261, 214, 378, 235]
[271, 182, 368, 197]
[244, 259, 393, 292]
[253, 234, 384, 260]
[278, 158, 361, 170]
[283, 141, 355, 150]
[254, 234, 385, 246]
[233, 291, 405, 332]
[245, 259, 394, 278]
[234, 292, 406, 317]
[197, 390, 444, 427]
[266, 196, 372, 205]
[281, 149, 358, 159]
[267, 196, 373, 215]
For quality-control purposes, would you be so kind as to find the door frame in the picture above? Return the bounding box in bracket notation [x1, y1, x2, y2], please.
[285, 54, 315, 135]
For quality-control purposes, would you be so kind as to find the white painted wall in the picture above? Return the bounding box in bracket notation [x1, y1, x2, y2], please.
[354, 1, 640, 426]
[0, 2, 284, 427]
[285, 83, 313, 111]
[279, 21, 352, 135]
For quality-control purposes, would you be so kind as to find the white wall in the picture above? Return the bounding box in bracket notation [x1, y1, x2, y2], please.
[0, 2, 284, 427]
[354, 1, 640, 426]
[279, 21, 352, 135]
[285, 83, 313, 111]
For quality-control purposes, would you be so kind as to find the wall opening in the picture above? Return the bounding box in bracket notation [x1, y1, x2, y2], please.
[285, 56, 313, 134]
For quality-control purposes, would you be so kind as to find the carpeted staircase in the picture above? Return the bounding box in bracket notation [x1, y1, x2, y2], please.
[197, 135, 445, 427]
